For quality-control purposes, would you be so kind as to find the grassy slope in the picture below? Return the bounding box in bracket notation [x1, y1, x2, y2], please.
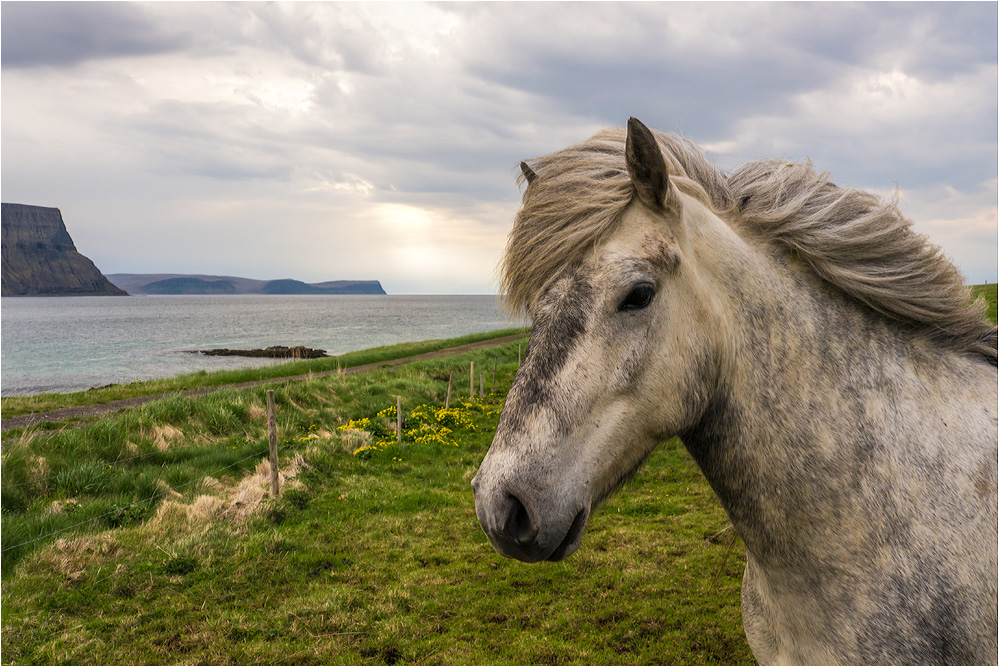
[1, 328, 526, 418]
[1, 338, 752, 665]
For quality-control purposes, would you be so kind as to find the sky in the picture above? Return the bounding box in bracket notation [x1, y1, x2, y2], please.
[2, 2, 996, 294]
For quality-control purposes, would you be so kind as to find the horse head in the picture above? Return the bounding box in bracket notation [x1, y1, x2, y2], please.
[473, 119, 732, 562]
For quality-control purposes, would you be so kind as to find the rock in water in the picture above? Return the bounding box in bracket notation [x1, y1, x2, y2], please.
[1, 203, 127, 296]
[198, 346, 329, 358]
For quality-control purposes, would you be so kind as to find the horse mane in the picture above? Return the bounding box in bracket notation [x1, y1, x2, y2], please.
[502, 127, 998, 365]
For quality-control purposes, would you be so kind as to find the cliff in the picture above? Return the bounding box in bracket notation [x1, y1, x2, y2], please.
[1, 203, 127, 297]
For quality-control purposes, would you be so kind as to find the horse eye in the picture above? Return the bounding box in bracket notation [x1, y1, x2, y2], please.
[619, 283, 655, 311]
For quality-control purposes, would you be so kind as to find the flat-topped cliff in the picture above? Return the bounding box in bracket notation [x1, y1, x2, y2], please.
[1, 203, 127, 296]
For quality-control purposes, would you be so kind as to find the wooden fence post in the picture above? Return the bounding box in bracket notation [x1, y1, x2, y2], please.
[397, 396, 402, 444]
[470, 361, 474, 399]
[266, 390, 280, 498]
[446, 371, 453, 409]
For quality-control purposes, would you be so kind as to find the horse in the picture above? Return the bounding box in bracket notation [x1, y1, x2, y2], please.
[472, 118, 998, 665]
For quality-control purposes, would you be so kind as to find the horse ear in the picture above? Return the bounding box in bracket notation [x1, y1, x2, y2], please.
[520, 161, 537, 185]
[625, 117, 670, 212]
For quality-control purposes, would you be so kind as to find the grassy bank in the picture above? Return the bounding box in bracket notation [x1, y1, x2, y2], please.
[1, 328, 526, 418]
[1, 336, 751, 665]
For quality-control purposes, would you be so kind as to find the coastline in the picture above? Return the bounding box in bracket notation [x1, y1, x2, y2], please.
[1, 329, 529, 429]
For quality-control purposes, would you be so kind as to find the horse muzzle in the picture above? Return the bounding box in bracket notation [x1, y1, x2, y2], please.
[472, 465, 591, 563]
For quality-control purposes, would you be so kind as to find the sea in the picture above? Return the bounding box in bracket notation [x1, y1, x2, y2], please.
[0, 295, 520, 396]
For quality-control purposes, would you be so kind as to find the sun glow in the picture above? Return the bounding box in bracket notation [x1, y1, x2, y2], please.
[369, 204, 445, 277]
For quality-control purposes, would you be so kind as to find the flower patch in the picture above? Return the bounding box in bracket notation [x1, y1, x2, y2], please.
[340, 399, 499, 457]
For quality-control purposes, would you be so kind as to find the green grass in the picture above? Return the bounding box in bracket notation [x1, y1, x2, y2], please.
[971, 282, 998, 324]
[0, 327, 526, 418]
[0, 339, 752, 665]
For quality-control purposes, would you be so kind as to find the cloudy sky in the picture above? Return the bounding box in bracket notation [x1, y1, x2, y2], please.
[2, 2, 996, 293]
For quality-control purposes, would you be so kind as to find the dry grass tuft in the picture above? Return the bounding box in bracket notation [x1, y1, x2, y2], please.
[46, 498, 80, 515]
[190, 494, 227, 521]
[225, 457, 306, 521]
[41, 534, 122, 580]
[143, 455, 309, 534]
[200, 476, 222, 492]
[155, 479, 182, 500]
[147, 500, 195, 534]
[151, 425, 184, 451]
[28, 454, 49, 481]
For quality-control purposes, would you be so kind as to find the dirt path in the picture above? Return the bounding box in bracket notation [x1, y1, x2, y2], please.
[2, 333, 528, 432]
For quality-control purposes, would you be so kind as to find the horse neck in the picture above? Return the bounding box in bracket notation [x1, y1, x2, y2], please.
[679, 233, 955, 567]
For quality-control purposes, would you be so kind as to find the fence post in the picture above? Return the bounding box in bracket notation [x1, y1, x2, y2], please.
[397, 396, 402, 444]
[266, 390, 280, 498]
[470, 361, 474, 399]
[446, 371, 453, 409]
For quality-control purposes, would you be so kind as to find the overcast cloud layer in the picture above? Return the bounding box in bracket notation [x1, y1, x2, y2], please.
[2, 2, 996, 293]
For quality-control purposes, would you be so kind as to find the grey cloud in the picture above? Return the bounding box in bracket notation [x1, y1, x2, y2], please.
[1, 2, 191, 68]
[452, 6, 838, 136]
[119, 101, 299, 182]
[451, 3, 996, 138]
[747, 4, 996, 78]
[879, 3, 998, 80]
[1, 2, 993, 290]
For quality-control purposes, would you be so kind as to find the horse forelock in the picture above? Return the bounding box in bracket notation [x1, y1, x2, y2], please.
[501, 129, 729, 317]
[502, 126, 997, 365]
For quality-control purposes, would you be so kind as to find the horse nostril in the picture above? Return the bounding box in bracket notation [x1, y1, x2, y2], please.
[505, 494, 539, 546]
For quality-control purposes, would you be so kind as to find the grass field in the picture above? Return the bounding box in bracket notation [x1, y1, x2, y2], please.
[1, 334, 752, 665]
[2, 286, 994, 664]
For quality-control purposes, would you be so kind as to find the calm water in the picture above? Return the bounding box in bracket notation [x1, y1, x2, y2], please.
[1, 295, 519, 396]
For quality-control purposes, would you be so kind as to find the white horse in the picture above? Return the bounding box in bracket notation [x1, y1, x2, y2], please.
[473, 118, 998, 664]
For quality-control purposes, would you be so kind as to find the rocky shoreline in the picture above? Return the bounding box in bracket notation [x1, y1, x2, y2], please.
[195, 346, 329, 359]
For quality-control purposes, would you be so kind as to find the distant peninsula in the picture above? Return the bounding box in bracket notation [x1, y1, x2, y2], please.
[1, 203, 127, 297]
[107, 273, 386, 295]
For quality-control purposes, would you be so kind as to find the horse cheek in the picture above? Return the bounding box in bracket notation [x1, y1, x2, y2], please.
[642, 318, 718, 441]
